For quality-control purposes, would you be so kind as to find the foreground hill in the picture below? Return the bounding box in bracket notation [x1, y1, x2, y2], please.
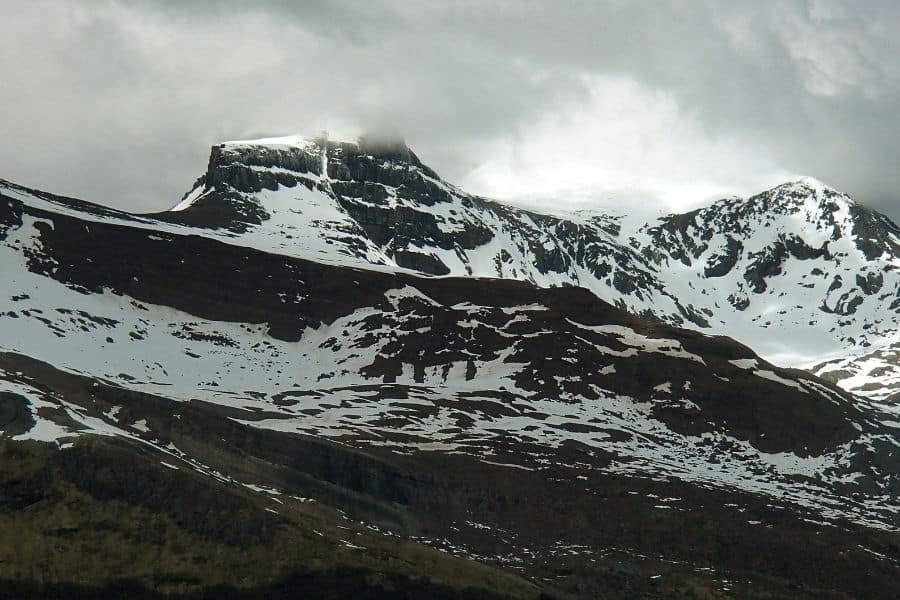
[1, 168, 899, 597]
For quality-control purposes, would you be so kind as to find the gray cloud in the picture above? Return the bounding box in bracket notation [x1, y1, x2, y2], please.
[1, 0, 898, 221]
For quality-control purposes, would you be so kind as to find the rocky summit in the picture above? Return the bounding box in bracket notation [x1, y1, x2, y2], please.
[0, 134, 898, 598]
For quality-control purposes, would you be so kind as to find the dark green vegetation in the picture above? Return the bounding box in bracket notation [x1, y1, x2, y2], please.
[0, 436, 539, 599]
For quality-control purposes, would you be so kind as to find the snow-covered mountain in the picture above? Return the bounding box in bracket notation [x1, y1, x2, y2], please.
[1, 134, 899, 597]
[139, 134, 900, 403]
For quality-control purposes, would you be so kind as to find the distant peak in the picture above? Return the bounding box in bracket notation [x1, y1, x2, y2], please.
[787, 175, 830, 193]
[762, 176, 848, 205]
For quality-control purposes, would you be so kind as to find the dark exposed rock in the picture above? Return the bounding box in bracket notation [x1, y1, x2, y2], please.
[857, 271, 884, 295]
[0, 194, 23, 240]
[743, 243, 788, 293]
[851, 204, 900, 260]
[727, 293, 750, 311]
[703, 236, 742, 278]
[782, 234, 828, 260]
[828, 274, 843, 292]
[0, 393, 34, 439]
[394, 250, 451, 275]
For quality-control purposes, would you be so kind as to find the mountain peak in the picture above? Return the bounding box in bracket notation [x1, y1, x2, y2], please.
[742, 175, 855, 219]
[766, 175, 840, 201]
[220, 133, 325, 150]
[773, 175, 849, 202]
[207, 132, 427, 180]
[218, 132, 414, 161]
[191, 131, 434, 199]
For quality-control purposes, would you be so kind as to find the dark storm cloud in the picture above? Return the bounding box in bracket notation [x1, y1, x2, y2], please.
[1, 0, 898, 220]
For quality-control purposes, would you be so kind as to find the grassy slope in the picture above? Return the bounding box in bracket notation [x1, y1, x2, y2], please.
[0, 439, 541, 599]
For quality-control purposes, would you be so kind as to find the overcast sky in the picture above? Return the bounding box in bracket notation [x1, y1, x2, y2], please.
[2, 0, 899, 220]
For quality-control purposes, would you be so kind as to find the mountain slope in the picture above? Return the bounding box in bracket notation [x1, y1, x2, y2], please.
[637, 177, 900, 364]
[0, 436, 541, 599]
[1, 175, 899, 597]
[108, 134, 900, 402]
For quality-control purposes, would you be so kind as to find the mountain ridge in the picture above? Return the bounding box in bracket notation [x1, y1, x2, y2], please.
[7, 133, 898, 402]
[2, 136, 900, 597]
